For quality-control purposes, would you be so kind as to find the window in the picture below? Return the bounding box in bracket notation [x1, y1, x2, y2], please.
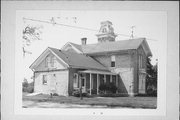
[102, 28, 107, 33]
[45, 56, 51, 67]
[73, 73, 78, 88]
[111, 55, 116, 67]
[81, 78, 85, 87]
[42, 75, 47, 85]
[139, 55, 143, 68]
[51, 56, 56, 67]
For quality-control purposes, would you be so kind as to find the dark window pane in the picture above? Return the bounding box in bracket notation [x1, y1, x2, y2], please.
[111, 61, 115, 67]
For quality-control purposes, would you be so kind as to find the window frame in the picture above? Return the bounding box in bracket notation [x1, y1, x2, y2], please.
[42, 75, 47, 85]
[45, 55, 51, 68]
[139, 55, 143, 69]
[51, 56, 56, 67]
[111, 55, 116, 67]
[73, 73, 78, 88]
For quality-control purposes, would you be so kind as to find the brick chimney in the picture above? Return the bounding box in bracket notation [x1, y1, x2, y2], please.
[81, 38, 87, 45]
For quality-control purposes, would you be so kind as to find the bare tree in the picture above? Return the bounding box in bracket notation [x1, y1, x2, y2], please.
[22, 25, 43, 57]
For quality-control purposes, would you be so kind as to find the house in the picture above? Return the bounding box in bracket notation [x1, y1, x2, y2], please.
[30, 21, 152, 96]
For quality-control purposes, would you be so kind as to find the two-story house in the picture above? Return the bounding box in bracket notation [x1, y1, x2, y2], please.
[30, 21, 152, 96]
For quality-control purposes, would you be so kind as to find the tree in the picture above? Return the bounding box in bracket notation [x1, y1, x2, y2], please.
[22, 25, 43, 57]
[146, 57, 157, 96]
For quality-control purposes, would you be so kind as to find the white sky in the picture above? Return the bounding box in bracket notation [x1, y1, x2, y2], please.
[17, 10, 167, 82]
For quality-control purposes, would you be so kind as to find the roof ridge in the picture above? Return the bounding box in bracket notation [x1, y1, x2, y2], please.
[76, 37, 145, 46]
[48, 46, 60, 50]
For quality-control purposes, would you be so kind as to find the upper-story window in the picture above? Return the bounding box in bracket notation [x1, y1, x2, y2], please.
[51, 56, 56, 67]
[45, 56, 51, 67]
[45, 55, 57, 68]
[102, 28, 107, 33]
[111, 55, 116, 67]
[139, 55, 143, 68]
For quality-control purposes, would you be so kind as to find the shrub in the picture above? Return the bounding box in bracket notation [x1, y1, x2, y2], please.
[53, 93, 59, 96]
[22, 80, 28, 88]
[22, 81, 34, 93]
[108, 83, 117, 93]
[146, 87, 157, 96]
[99, 84, 108, 92]
[72, 89, 88, 97]
[87, 89, 97, 95]
[99, 93, 129, 97]
[26, 86, 34, 93]
[23, 86, 34, 93]
[99, 82, 117, 94]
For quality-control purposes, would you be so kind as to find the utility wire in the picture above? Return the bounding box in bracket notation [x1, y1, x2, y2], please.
[23, 17, 158, 41]
[23, 17, 98, 32]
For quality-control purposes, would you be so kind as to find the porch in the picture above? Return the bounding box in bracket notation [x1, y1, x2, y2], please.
[73, 70, 118, 95]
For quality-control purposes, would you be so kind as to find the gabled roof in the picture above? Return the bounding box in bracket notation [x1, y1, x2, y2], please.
[82, 38, 145, 54]
[61, 42, 82, 53]
[49, 47, 108, 71]
[62, 38, 152, 56]
[30, 47, 108, 71]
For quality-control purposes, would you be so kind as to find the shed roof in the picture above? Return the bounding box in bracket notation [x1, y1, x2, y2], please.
[79, 70, 117, 75]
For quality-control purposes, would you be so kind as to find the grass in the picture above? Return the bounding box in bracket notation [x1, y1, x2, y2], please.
[23, 93, 157, 109]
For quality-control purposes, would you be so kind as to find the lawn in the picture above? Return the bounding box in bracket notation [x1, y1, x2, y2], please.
[23, 93, 157, 109]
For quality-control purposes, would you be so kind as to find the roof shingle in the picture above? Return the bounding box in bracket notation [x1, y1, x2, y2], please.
[82, 38, 144, 54]
[49, 47, 108, 71]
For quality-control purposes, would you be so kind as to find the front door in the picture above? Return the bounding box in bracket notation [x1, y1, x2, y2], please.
[81, 76, 86, 92]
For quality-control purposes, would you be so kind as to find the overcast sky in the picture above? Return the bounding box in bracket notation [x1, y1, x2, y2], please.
[16, 10, 167, 82]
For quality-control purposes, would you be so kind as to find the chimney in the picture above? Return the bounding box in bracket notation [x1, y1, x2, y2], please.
[81, 38, 87, 45]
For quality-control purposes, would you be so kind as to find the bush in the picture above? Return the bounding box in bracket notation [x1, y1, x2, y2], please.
[99, 84, 107, 92]
[23, 86, 34, 93]
[53, 93, 59, 96]
[99, 82, 117, 94]
[146, 88, 157, 96]
[99, 93, 129, 97]
[72, 89, 88, 97]
[22, 81, 28, 88]
[22, 81, 34, 93]
[108, 83, 117, 93]
[87, 89, 97, 95]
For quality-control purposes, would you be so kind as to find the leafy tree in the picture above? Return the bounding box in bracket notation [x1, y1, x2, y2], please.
[146, 57, 157, 96]
[22, 78, 28, 88]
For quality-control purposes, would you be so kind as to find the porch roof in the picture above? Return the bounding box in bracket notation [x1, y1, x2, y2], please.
[79, 70, 117, 75]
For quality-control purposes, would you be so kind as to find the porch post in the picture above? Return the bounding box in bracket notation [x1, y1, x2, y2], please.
[110, 75, 112, 82]
[90, 73, 92, 95]
[104, 74, 106, 83]
[116, 75, 118, 94]
[97, 74, 99, 94]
